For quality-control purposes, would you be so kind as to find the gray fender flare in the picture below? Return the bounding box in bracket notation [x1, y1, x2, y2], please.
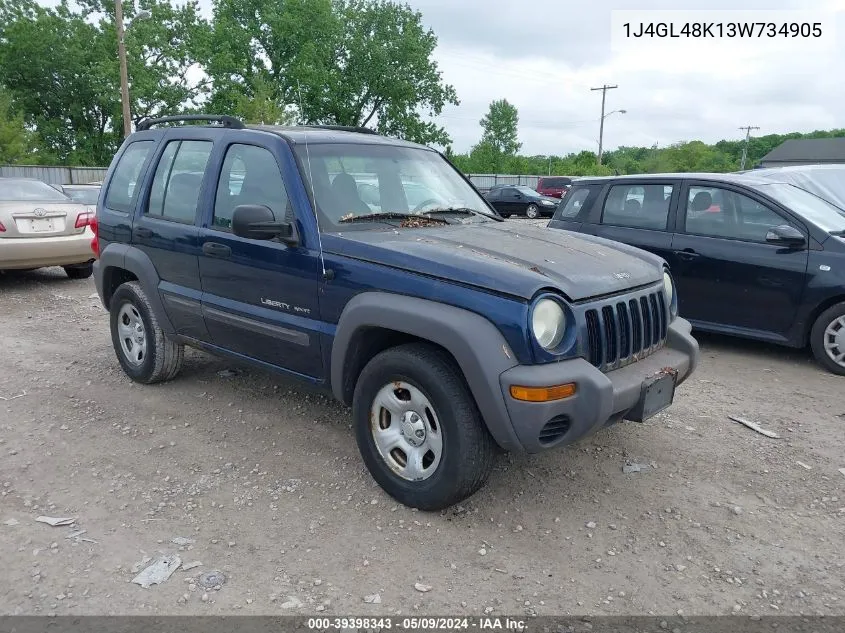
[331, 292, 525, 452]
[95, 243, 175, 335]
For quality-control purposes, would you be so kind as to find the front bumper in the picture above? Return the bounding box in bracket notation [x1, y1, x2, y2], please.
[499, 317, 698, 453]
[0, 232, 94, 270]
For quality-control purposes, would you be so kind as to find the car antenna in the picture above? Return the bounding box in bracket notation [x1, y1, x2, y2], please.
[297, 81, 331, 282]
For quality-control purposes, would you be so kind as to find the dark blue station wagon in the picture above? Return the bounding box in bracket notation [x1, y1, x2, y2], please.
[549, 173, 845, 375]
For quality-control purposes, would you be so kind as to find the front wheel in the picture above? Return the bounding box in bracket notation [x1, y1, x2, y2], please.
[525, 204, 540, 219]
[810, 302, 845, 375]
[353, 343, 496, 510]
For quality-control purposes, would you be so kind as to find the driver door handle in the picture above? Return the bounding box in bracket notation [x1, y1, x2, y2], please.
[203, 242, 232, 258]
[674, 248, 700, 261]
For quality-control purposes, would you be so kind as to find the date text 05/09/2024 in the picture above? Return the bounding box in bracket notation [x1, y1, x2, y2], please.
[306, 616, 527, 630]
[622, 21, 823, 38]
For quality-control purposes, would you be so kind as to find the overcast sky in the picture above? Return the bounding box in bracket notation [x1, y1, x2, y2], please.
[40, 0, 845, 155]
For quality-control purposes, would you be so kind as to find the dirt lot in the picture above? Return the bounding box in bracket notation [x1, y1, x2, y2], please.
[2, 261, 845, 618]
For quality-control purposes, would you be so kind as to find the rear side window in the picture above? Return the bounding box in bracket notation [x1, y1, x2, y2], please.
[555, 187, 591, 219]
[540, 177, 570, 189]
[104, 141, 154, 212]
[602, 183, 673, 230]
[213, 144, 289, 231]
[147, 140, 213, 223]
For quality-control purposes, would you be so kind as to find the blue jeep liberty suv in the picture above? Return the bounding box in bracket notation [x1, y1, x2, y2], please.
[92, 115, 700, 510]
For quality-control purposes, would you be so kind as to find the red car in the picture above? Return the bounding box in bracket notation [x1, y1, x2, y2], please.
[536, 176, 574, 199]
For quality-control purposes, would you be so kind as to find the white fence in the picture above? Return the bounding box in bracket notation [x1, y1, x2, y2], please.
[0, 165, 108, 185]
[466, 174, 543, 191]
[2, 164, 545, 192]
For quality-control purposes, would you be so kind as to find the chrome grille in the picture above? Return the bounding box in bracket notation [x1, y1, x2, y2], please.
[585, 289, 668, 371]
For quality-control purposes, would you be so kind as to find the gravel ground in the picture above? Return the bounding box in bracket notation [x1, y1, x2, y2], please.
[2, 253, 845, 618]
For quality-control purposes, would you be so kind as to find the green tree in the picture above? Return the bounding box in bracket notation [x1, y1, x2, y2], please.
[479, 99, 520, 156]
[0, 0, 210, 165]
[207, 0, 458, 146]
[0, 89, 40, 163]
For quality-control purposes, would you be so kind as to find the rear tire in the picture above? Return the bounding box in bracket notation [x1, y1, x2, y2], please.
[109, 281, 184, 384]
[810, 302, 845, 375]
[353, 343, 496, 510]
[64, 263, 93, 279]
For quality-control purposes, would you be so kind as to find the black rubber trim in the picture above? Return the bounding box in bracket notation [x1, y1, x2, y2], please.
[162, 293, 202, 314]
[203, 306, 310, 347]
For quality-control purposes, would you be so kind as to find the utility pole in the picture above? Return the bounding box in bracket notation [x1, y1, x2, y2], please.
[115, 0, 132, 138]
[738, 125, 760, 170]
[591, 84, 617, 165]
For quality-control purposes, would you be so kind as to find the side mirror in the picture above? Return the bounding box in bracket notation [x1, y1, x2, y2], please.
[231, 204, 297, 245]
[765, 224, 805, 247]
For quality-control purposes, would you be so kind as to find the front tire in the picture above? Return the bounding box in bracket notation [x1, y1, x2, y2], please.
[525, 204, 540, 219]
[64, 263, 93, 279]
[109, 281, 184, 384]
[810, 302, 845, 375]
[353, 343, 496, 510]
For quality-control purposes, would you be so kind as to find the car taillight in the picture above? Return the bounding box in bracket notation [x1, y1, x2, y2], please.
[75, 211, 94, 229]
[0, 221, 5, 232]
[90, 215, 100, 258]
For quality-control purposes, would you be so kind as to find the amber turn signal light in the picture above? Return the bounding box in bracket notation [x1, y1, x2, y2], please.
[509, 383, 576, 402]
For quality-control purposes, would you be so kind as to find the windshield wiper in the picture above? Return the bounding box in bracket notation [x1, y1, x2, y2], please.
[338, 212, 419, 224]
[423, 206, 499, 219]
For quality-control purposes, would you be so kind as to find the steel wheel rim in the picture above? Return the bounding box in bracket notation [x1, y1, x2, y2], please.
[117, 303, 147, 367]
[370, 380, 443, 481]
[526, 205, 539, 218]
[823, 315, 845, 367]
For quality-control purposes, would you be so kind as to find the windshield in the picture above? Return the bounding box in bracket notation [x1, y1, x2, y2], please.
[293, 143, 497, 231]
[753, 167, 845, 211]
[753, 182, 845, 232]
[64, 187, 100, 205]
[517, 186, 538, 196]
[0, 179, 71, 201]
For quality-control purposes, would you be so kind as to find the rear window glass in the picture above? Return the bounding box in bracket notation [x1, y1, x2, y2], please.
[540, 177, 571, 188]
[0, 179, 70, 201]
[555, 186, 591, 219]
[105, 141, 154, 212]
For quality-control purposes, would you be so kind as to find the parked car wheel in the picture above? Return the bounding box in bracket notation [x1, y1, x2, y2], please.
[353, 343, 496, 510]
[810, 302, 845, 375]
[525, 204, 540, 219]
[63, 263, 93, 280]
[109, 281, 184, 384]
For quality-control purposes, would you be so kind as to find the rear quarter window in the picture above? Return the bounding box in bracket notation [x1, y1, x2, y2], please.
[553, 186, 593, 219]
[104, 141, 154, 213]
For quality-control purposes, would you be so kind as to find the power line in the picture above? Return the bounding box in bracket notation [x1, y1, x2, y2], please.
[591, 84, 617, 165]
[738, 125, 760, 170]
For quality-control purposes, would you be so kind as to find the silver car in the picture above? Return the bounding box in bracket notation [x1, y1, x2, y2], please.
[0, 178, 96, 279]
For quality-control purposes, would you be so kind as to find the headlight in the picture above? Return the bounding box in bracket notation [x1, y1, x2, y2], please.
[540, 199, 555, 206]
[532, 299, 566, 349]
[663, 271, 677, 315]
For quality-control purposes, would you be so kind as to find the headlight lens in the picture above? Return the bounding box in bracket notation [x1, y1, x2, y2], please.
[663, 271, 676, 313]
[532, 299, 566, 349]
[541, 199, 555, 206]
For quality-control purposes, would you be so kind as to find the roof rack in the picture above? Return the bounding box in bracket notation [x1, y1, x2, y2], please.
[305, 124, 378, 135]
[136, 115, 245, 131]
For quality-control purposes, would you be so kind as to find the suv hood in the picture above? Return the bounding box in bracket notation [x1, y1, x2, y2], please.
[325, 222, 664, 301]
